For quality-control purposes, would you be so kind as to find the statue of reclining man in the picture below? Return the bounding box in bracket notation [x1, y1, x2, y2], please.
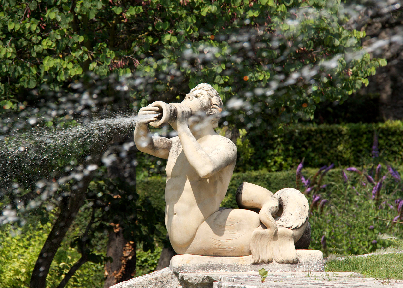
[134, 83, 309, 264]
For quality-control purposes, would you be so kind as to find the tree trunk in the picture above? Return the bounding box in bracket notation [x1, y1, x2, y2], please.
[155, 235, 176, 271]
[29, 177, 90, 288]
[155, 247, 176, 271]
[104, 226, 136, 288]
[104, 138, 138, 288]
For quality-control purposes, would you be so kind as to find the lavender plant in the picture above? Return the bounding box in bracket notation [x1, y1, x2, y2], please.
[297, 133, 403, 256]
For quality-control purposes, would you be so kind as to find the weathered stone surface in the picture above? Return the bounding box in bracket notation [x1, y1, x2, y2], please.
[111, 268, 403, 288]
[212, 272, 403, 288]
[109, 268, 181, 288]
[170, 250, 324, 274]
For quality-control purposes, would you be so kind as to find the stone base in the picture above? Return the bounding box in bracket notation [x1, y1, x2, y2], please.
[111, 268, 403, 288]
[110, 251, 324, 288]
[170, 250, 324, 273]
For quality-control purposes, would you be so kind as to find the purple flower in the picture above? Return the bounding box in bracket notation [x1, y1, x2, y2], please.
[366, 174, 375, 185]
[372, 240, 377, 244]
[312, 194, 321, 206]
[398, 201, 403, 214]
[361, 181, 367, 187]
[375, 164, 382, 180]
[395, 199, 402, 205]
[304, 187, 313, 194]
[296, 160, 305, 189]
[320, 184, 327, 189]
[387, 165, 401, 181]
[323, 163, 335, 174]
[296, 160, 304, 176]
[342, 170, 348, 183]
[393, 215, 401, 222]
[319, 199, 328, 208]
[319, 165, 327, 172]
[372, 132, 379, 158]
[369, 225, 374, 230]
[301, 175, 310, 187]
[346, 167, 362, 174]
[372, 180, 383, 200]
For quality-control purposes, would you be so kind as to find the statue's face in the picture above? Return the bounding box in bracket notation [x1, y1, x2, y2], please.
[182, 89, 211, 114]
[181, 89, 213, 130]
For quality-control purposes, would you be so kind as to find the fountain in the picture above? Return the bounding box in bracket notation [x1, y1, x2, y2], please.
[1, 0, 401, 287]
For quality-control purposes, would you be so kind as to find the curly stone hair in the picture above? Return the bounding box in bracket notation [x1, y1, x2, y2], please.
[189, 83, 223, 117]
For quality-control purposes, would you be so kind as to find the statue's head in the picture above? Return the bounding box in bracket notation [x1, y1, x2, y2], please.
[184, 83, 223, 128]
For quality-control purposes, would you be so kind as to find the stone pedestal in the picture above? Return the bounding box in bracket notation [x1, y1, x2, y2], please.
[111, 250, 325, 288]
[170, 250, 324, 274]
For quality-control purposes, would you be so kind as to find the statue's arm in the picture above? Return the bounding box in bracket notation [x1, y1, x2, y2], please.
[177, 125, 236, 178]
[133, 106, 172, 159]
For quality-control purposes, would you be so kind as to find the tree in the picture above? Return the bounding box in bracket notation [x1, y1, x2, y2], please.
[1, 0, 384, 126]
[0, 0, 386, 287]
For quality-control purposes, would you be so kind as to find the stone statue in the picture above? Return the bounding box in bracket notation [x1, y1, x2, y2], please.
[134, 83, 309, 264]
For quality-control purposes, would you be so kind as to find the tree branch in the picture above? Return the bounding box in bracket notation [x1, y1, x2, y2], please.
[56, 206, 96, 288]
[56, 256, 87, 288]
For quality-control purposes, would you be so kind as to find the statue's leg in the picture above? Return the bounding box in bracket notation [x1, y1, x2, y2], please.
[250, 225, 275, 263]
[272, 227, 298, 264]
[184, 208, 260, 257]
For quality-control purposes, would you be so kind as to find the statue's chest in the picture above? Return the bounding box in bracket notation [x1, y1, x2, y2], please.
[166, 140, 185, 176]
[166, 138, 214, 178]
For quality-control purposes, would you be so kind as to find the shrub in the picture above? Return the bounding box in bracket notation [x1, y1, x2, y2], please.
[0, 221, 104, 288]
[242, 121, 403, 172]
[135, 246, 162, 277]
[297, 161, 403, 256]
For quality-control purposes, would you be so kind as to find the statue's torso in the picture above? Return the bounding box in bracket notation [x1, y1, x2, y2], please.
[164, 135, 236, 252]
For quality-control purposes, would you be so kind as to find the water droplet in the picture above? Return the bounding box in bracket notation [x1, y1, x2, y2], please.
[87, 164, 98, 171]
[28, 117, 37, 125]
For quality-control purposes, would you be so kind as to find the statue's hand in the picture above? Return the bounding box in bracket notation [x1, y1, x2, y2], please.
[137, 104, 162, 124]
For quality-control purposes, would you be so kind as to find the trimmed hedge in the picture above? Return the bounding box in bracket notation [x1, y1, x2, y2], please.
[239, 121, 403, 172]
[137, 166, 403, 260]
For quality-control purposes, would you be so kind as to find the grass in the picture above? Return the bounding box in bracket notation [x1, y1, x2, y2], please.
[326, 253, 403, 280]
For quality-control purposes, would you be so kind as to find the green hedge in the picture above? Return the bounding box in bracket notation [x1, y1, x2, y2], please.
[238, 121, 403, 172]
[137, 166, 403, 258]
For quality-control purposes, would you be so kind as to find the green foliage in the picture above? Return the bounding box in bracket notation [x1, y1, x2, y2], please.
[135, 246, 162, 277]
[0, 221, 104, 288]
[259, 268, 268, 283]
[308, 181, 402, 256]
[235, 129, 255, 172]
[242, 121, 403, 172]
[0, 0, 384, 133]
[326, 253, 403, 280]
[298, 161, 403, 256]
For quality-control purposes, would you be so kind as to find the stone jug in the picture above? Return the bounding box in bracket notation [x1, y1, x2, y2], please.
[149, 101, 191, 128]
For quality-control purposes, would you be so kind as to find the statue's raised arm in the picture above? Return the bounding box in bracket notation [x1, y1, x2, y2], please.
[172, 85, 236, 178]
[133, 104, 172, 159]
